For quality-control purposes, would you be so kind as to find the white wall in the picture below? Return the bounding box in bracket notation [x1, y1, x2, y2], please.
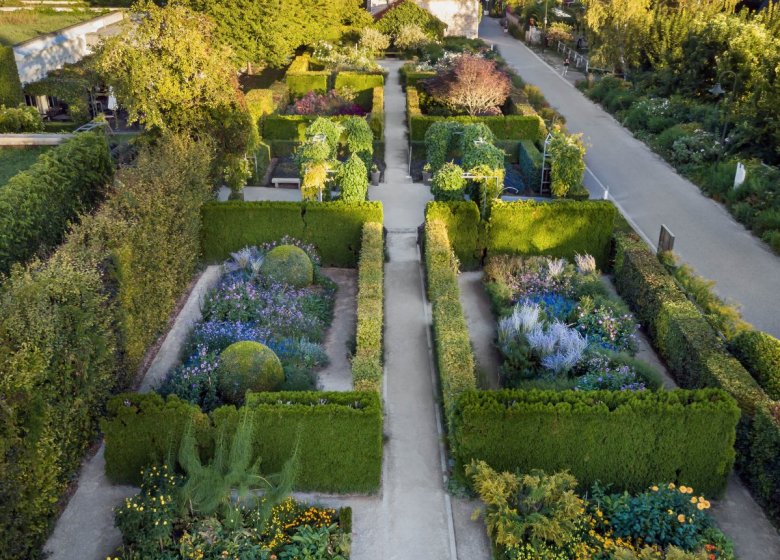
[415, 0, 480, 38]
[12, 11, 125, 84]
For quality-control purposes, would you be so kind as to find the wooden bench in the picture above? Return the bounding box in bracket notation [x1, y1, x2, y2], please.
[271, 177, 301, 188]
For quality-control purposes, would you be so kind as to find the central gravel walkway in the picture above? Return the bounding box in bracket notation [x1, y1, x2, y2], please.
[479, 18, 780, 339]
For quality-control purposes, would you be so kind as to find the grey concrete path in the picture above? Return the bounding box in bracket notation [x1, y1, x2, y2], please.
[458, 271, 501, 389]
[457, 269, 780, 559]
[480, 17, 780, 339]
[317, 268, 357, 391]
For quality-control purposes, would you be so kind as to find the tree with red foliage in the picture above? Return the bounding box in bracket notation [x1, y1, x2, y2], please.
[427, 55, 511, 116]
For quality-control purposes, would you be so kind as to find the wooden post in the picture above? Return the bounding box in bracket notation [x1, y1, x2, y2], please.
[657, 225, 675, 255]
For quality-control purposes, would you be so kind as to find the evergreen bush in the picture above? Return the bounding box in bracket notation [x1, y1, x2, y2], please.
[518, 139, 543, 189]
[0, 47, 22, 107]
[0, 105, 44, 133]
[260, 245, 314, 287]
[432, 162, 467, 201]
[374, 0, 447, 41]
[452, 389, 739, 496]
[339, 153, 369, 202]
[218, 341, 285, 404]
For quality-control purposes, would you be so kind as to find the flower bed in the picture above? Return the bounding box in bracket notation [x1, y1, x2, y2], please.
[158, 239, 336, 409]
[468, 461, 735, 560]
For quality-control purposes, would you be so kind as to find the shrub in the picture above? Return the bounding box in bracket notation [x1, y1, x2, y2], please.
[739, 405, 780, 525]
[0, 47, 22, 107]
[353, 222, 384, 391]
[452, 389, 739, 495]
[102, 391, 383, 493]
[359, 27, 390, 55]
[245, 89, 275, 122]
[548, 129, 586, 198]
[432, 162, 467, 201]
[369, 86, 384, 139]
[334, 72, 384, 110]
[290, 89, 366, 116]
[729, 331, 780, 400]
[339, 153, 369, 202]
[200, 201, 383, 266]
[488, 200, 617, 269]
[285, 55, 330, 98]
[375, 0, 447, 41]
[260, 245, 314, 288]
[424, 219, 477, 425]
[426, 55, 511, 116]
[0, 105, 43, 133]
[0, 132, 112, 274]
[395, 24, 430, 51]
[341, 115, 374, 167]
[217, 341, 284, 404]
[425, 120, 461, 172]
[425, 201, 481, 268]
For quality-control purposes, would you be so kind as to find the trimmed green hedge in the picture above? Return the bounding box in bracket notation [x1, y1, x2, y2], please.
[102, 391, 383, 493]
[353, 222, 384, 392]
[369, 86, 384, 140]
[375, 0, 447, 40]
[250, 141, 271, 185]
[487, 200, 616, 269]
[286, 54, 329, 98]
[334, 72, 384, 110]
[245, 89, 275, 122]
[0, 132, 112, 274]
[613, 232, 780, 523]
[0, 47, 22, 106]
[518, 139, 542, 190]
[426, 201, 481, 268]
[407, 87, 545, 143]
[200, 201, 383, 267]
[424, 219, 477, 425]
[451, 389, 740, 496]
[729, 331, 780, 400]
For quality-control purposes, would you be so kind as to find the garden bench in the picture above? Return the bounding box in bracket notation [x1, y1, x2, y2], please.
[271, 177, 301, 188]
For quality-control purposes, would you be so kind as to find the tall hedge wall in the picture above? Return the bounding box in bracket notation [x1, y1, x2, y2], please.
[0, 47, 22, 106]
[426, 201, 481, 268]
[452, 389, 740, 496]
[102, 391, 383, 493]
[0, 132, 112, 274]
[613, 232, 780, 522]
[517, 139, 542, 190]
[200, 201, 383, 267]
[424, 219, 477, 425]
[352, 222, 384, 392]
[369, 86, 384, 140]
[286, 54, 330, 98]
[488, 200, 616, 268]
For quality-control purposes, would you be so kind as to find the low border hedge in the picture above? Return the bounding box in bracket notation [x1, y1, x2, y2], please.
[451, 389, 740, 496]
[424, 218, 477, 425]
[286, 54, 330, 98]
[368, 86, 384, 140]
[352, 222, 384, 392]
[102, 391, 383, 493]
[334, 72, 384, 110]
[200, 201, 383, 267]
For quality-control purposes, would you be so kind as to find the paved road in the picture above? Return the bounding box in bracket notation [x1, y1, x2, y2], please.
[480, 18, 780, 338]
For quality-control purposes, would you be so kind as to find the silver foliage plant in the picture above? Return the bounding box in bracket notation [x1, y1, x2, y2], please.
[574, 253, 597, 275]
[224, 246, 264, 275]
[527, 320, 588, 374]
[546, 258, 567, 278]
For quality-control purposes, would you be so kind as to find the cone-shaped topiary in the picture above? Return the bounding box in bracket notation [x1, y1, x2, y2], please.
[218, 341, 284, 404]
[260, 244, 313, 287]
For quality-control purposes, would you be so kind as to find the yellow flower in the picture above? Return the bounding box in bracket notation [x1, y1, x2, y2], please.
[597, 510, 603, 517]
[651, 485, 659, 491]
[678, 514, 686, 523]
[691, 497, 698, 504]
[667, 509, 674, 515]
[668, 483, 676, 490]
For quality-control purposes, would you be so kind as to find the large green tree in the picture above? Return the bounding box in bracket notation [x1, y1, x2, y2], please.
[181, 0, 371, 68]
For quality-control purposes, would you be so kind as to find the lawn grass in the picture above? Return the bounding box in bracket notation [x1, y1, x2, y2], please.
[0, 9, 102, 46]
[0, 146, 49, 186]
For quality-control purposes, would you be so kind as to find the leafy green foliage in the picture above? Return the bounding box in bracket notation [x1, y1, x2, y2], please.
[374, 0, 447, 41]
[518, 139, 543, 190]
[260, 245, 314, 288]
[548, 128, 586, 198]
[339, 153, 368, 202]
[425, 201, 481, 268]
[218, 342, 285, 404]
[102, 391, 383, 493]
[286, 55, 331, 98]
[432, 162, 467, 201]
[425, 120, 461, 173]
[334, 72, 384, 110]
[0, 47, 21, 107]
[0, 105, 43, 133]
[453, 389, 739, 495]
[200, 201, 382, 267]
[424, 219, 477, 425]
[24, 56, 100, 123]
[0, 132, 112, 274]
[353, 222, 384, 392]
[729, 331, 780, 400]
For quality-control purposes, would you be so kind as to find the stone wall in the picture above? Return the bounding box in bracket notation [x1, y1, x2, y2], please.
[12, 11, 125, 84]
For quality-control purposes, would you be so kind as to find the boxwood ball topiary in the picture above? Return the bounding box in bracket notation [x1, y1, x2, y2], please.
[260, 244, 313, 287]
[218, 341, 284, 404]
